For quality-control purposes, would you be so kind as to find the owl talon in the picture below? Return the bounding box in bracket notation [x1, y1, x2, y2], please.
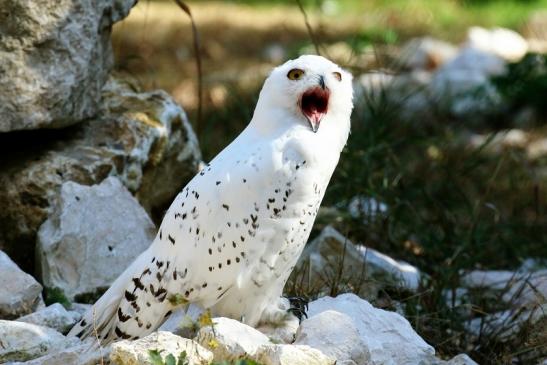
[287, 296, 309, 322]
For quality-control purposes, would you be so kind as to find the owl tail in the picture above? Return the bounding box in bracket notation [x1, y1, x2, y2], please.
[67, 247, 175, 345]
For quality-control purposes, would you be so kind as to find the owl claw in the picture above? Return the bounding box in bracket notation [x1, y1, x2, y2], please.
[287, 296, 309, 322]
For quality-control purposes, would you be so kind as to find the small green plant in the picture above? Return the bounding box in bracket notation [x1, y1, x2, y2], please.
[148, 349, 189, 365]
[44, 287, 71, 308]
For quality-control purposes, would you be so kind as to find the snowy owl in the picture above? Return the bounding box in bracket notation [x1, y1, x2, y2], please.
[69, 55, 353, 343]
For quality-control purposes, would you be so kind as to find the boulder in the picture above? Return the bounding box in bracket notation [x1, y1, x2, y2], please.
[196, 317, 271, 361]
[0, 0, 136, 132]
[255, 344, 335, 365]
[17, 303, 81, 334]
[294, 226, 420, 299]
[0, 76, 201, 272]
[36, 177, 155, 301]
[0, 320, 78, 362]
[307, 293, 436, 365]
[0, 250, 42, 319]
[110, 331, 213, 365]
[295, 310, 368, 365]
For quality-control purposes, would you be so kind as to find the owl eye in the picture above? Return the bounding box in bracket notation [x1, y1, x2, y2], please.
[332, 72, 342, 81]
[287, 69, 305, 80]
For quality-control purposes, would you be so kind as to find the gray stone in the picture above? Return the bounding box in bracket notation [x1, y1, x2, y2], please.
[7, 340, 109, 365]
[0, 76, 201, 272]
[294, 226, 421, 300]
[196, 317, 271, 361]
[0, 250, 42, 319]
[307, 294, 436, 365]
[110, 331, 213, 365]
[36, 177, 156, 301]
[0, 0, 136, 132]
[295, 310, 368, 365]
[255, 344, 335, 365]
[0, 320, 78, 362]
[17, 303, 81, 334]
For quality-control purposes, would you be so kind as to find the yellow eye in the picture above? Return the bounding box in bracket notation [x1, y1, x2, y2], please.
[333, 71, 342, 81]
[287, 68, 305, 80]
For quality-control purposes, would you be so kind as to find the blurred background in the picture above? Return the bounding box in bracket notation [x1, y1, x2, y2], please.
[109, 0, 547, 363]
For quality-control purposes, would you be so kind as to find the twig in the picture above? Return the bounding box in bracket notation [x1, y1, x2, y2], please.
[173, 0, 203, 141]
[295, 0, 321, 56]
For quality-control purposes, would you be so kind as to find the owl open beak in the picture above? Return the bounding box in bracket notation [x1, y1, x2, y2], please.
[300, 86, 329, 133]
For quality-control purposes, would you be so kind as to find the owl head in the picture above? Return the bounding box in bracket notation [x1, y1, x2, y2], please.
[254, 55, 353, 135]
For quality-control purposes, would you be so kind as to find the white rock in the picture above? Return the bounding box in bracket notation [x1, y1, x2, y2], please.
[465, 304, 547, 339]
[295, 310, 368, 365]
[296, 226, 421, 299]
[399, 37, 458, 70]
[36, 177, 156, 301]
[8, 340, 109, 365]
[110, 331, 213, 365]
[444, 354, 479, 365]
[257, 314, 300, 344]
[0, 320, 78, 362]
[465, 26, 528, 62]
[431, 47, 506, 118]
[307, 294, 435, 365]
[17, 303, 81, 334]
[196, 317, 271, 361]
[255, 344, 335, 365]
[0, 250, 42, 318]
[461, 269, 547, 307]
[527, 138, 547, 160]
[347, 196, 388, 219]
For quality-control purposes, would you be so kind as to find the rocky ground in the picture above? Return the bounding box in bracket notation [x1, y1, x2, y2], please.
[1, 0, 546, 364]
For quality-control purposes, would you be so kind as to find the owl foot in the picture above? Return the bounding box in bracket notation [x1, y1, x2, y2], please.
[286, 296, 309, 322]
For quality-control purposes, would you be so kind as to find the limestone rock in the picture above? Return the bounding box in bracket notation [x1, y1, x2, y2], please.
[36, 177, 155, 301]
[0, 250, 42, 319]
[0, 0, 136, 132]
[110, 331, 213, 365]
[8, 340, 109, 365]
[0, 320, 78, 362]
[196, 317, 271, 361]
[294, 226, 420, 300]
[257, 314, 300, 344]
[17, 303, 81, 334]
[307, 293, 436, 365]
[255, 344, 335, 365]
[295, 310, 368, 365]
[0, 76, 201, 271]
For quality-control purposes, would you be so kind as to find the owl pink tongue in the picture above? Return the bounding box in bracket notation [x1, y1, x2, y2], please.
[301, 87, 329, 133]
